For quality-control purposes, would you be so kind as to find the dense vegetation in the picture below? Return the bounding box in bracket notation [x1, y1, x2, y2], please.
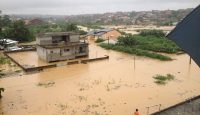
[99, 30, 181, 60]
[95, 38, 105, 43]
[0, 56, 11, 65]
[0, 11, 87, 42]
[139, 29, 166, 37]
[29, 22, 87, 35]
[0, 11, 34, 42]
[2, 20, 35, 42]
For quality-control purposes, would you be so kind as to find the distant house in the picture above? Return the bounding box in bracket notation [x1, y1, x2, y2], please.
[36, 32, 89, 62]
[0, 39, 22, 51]
[26, 19, 45, 26]
[87, 28, 121, 40]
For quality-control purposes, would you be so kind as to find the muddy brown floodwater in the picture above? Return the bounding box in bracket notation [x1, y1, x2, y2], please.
[1, 42, 200, 115]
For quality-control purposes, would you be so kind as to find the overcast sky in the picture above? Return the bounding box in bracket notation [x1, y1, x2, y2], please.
[0, 0, 199, 15]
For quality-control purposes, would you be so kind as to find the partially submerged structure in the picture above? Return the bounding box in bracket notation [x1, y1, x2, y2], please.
[36, 32, 89, 62]
[87, 28, 121, 40]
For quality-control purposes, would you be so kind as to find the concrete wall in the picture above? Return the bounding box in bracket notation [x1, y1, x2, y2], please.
[36, 36, 52, 45]
[37, 46, 47, 61]
[75, 44, 89, 57]
[37, 43, 88, 62]
[70, 35, 80, 42]
[37, 34, 80, 46]
[45, 47, 76, 62]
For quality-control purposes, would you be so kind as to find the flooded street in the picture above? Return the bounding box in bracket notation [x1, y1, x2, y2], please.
[1, 43, 200, 115]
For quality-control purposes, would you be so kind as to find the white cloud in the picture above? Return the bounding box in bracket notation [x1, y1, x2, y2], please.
[0, 0, 199, 15]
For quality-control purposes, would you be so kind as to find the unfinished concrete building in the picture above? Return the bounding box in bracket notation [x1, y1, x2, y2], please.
[36, 32, 89, 62]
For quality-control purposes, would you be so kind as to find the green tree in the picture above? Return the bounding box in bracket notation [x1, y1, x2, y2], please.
[139, 29, 166, 37]
[3, 20, 35, 42]
[1, 15, 11, 27]
[0, 12, 11, 33]
[61, 23, 78, 31]
[0, 10, 3, 38]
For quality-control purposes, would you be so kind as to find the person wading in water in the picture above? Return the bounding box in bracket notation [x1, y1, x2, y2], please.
[134, 109, 139, 115]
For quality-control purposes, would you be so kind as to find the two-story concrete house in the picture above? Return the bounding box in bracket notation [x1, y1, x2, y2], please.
[36, 32, 89, 62]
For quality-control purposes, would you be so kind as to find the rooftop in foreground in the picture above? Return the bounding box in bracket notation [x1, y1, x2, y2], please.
[152, 95, 200, 115]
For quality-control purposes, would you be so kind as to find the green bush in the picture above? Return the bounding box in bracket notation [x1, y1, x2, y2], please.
[95, 38, 105, 43]
[117, 36, 138, 46]
[99, 30, 181, 60]
[154, 80, 166, 85]
[153, 75, 168, 81]
[166, 74, 175, 80]
[0, 56, 10, 65]
[139, 29, 166, 37]
[99, 43, 172, 61]
[117, 34, 181, 53]
[153, 74, 175, 85]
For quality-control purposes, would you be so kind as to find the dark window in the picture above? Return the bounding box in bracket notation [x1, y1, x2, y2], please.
[62, 35, 70, 43]
[50, 51, 53, 53]
[79, 47, 84, 53]
[64, 49, 70, 52]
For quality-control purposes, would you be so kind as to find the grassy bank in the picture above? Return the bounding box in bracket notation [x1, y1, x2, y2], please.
[99, 43, 172, 61]
[99, 30, 181, 60]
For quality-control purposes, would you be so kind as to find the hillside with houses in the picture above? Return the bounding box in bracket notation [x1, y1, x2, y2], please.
[9, 8, 193, 26]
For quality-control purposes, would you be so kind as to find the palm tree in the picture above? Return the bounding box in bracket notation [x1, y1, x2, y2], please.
[0, 88, 5, 98]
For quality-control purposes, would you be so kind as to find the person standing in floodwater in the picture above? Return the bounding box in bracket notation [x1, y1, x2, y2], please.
[134, 109, 139, 115]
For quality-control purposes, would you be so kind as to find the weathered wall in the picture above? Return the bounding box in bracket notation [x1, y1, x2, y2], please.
[75, 44, 89, 57]
[46, 46, 76, 62]
[70, 35, 80, 42]
[37, 46, 47, 61]
[36, 37, 52, 45]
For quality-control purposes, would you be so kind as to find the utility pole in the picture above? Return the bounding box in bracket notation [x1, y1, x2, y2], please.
[189, 57, 192, 64]
[108, 37, 110, 44]
[0, 88, 5, 99]
[134, 56, 136, 70]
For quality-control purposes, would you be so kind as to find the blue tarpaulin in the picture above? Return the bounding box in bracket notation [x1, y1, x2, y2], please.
[167, 5, 200, 67]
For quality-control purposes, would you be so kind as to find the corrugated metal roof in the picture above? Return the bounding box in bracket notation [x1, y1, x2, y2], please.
[87, 28, 114, 36]
[0, 39, 18, 44]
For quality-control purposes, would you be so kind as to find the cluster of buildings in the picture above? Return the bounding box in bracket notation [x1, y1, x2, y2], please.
[1, 27, 121, 63]
[64, 9, 192, 26]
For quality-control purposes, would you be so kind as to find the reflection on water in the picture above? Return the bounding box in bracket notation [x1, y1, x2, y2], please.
[0, 43, 200, 115]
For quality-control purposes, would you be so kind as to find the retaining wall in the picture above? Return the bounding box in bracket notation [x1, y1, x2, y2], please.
[4, 50, 109, 73]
